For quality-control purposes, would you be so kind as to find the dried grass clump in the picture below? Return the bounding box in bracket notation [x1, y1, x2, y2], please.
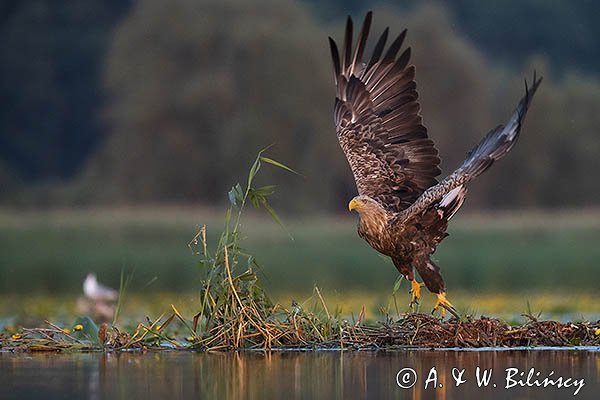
[179, 150, 345, 349]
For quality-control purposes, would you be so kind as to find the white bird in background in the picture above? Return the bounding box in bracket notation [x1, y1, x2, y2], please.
[83, 273, 118, 302]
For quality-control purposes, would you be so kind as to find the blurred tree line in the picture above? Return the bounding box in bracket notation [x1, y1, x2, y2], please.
[0, 0, 131, 185]
[1, 0, 599, 211]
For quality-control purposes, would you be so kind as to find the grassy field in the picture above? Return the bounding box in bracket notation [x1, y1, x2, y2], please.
[1, 290, 598, 329]
[1, 207, 599, 320]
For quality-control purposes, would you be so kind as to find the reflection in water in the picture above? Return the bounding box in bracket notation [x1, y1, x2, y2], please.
[0, 349, 598, 399]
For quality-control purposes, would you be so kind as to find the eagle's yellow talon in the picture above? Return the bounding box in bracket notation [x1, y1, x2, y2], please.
[432, 292, 458, 318]
[409, 280, 424, 307]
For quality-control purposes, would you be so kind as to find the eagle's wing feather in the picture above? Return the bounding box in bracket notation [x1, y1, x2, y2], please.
[330, 12, 441, 212]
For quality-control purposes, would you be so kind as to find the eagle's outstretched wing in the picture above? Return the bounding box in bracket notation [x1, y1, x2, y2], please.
[398, 71, 543, 220]
[329, 12, 441, 212]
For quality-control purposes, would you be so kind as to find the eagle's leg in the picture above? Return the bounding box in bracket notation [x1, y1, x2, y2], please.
[410, 280, 424, 306]
[392, 258, 422, 309]
[414, 257, 459, 318]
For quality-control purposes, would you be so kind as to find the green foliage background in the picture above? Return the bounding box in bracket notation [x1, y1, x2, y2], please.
[1, 209, 599, 295]
[1, 0, 599, 211]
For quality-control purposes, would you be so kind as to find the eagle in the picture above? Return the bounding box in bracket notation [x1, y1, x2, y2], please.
[328, 12, 542, 317]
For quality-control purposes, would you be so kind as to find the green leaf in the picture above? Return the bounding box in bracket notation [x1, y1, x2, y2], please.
[253, 185, 276, 196]
[228, 188, 237, 206]
[71, 316, 100, 344]
[237, 270, 258, 281]
[235, 183, 243, 197]
[247, 188, 264, 208]
[228, 184, 244, 207]
[262, 199, 293, 240]
[247, 157, 262, 188]
[259, 156, 299, 175]
[0, 316, 16, 331]
[392, 275, 404, 294]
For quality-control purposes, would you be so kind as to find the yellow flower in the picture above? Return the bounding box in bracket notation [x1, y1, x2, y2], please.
[73, 324, 84, 332]
[185, 336, 195, 342]
[155, 325, 162, 331]
[11, 334, 22, 340]
[594, 328, 600, 336]
[62, 328, 70, 334]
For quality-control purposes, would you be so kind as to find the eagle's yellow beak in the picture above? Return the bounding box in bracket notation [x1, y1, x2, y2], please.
[348, 198, 360, 212]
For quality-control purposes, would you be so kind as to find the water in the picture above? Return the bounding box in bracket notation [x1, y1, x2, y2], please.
[1, 349, 598, 399]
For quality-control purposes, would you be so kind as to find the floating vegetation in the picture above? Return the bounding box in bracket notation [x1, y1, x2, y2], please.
[340, 313, 600, 349]
[4, 311, 600, 352]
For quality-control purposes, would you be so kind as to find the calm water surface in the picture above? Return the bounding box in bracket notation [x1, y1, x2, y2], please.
[1, 349, 599, 399]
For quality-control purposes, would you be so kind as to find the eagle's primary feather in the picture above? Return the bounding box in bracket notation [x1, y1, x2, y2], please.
[329, 12, 542, 316]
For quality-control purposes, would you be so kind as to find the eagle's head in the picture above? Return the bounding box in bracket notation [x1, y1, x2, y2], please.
[348, 195, 390, 240]
[348, 195, 388, 223]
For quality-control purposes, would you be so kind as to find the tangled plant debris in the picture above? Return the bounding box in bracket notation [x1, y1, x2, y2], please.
[341, 313, 600, 349]
[3, 312, 600, 352]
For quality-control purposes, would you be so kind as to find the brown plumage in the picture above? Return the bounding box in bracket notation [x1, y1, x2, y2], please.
[329, 12, 542, 316]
